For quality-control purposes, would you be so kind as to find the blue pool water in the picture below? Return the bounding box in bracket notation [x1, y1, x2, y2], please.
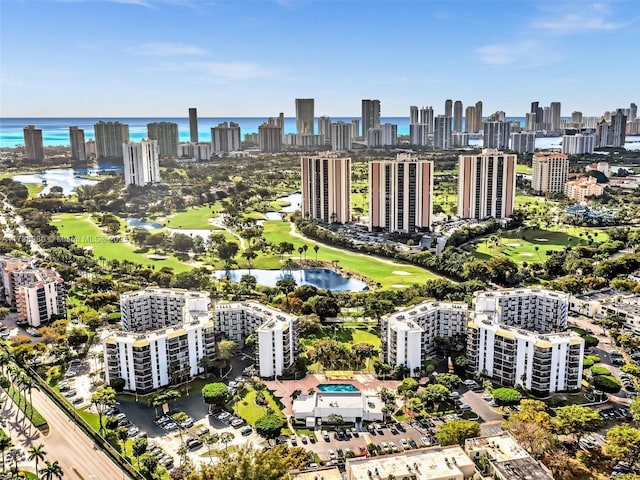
[317, 384, 359, 392]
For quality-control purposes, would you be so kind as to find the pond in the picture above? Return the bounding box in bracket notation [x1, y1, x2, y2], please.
[213, 268, 368, 292]
[13, 162, 124, 196]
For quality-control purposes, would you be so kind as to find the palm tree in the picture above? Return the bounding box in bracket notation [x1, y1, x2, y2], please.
[28, 443, 47, 478]
[41, 460, 64, 480]
[20, 373, 34, 420]
[314, 244, 319, 261]
[0, 433, 12, 472]
[302, 244, 308, 260]
[7, 447, 25, 477]
[220, 431, 234, 450]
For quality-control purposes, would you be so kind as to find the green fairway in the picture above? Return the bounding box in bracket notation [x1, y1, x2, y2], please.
[516, 164, 532, 174]
[467, 227, 610, 263]
[25, 183, 45, 198]
[258, 221, 441, 288]
[163, 203, 222, 229]
[52, 213, 191, 272]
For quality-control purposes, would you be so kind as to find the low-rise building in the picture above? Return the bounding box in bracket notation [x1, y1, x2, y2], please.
[345, 445, 475, 480]
[293, 390, 384, 426]
[570, 289, 640, 334]
[382, 302, 468, 374]
[465, 432, 554, 480]
[564, 176, 605, 203]
[288, 467, 342, 480]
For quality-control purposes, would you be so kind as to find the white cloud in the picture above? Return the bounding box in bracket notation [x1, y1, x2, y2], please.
[133, 42, 207, 56]
[149, 61, 280, 80]
[535, 2, 630, 33]
[476, 40, 561, 67]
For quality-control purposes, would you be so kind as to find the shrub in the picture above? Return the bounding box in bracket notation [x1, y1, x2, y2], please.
[582, 357, 595, 369]
[590, 365, 611, 376]
[492, 388, 522, 406]
[583, 335, 599, 348]
[592, 375, 622, 393]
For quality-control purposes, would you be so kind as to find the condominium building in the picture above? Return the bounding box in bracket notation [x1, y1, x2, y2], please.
[178, 142, 211, 161]
[597, 109, 627, 148]
[562, 133, 596, 155]
[258, 118, 283, 153]
[465, 106, 476, 134]
[94, 121, 130, 161]
[147, 122, 179, 157]
[474, 288, 569, 332]
[23, 125, 44, 162]
[474, 100, 483, 133]
[104, 308, 216, 393]
[532, 152, 569, 194]
[585, 161, 611, 178]
[453, 100, 463, 132]
[550, 101, 562, 131]
[368, 153, 434, 233]
[409, 123, 430, 146]
[1, 258, 67, 326]
[85, 139, 96, 159]
[283, 134, 325, 147]
[346, 445, 475, 480]
[382, 301, 468, 374]
[318, 116, 332, 144]
[122, 140, 161, 187]
[467, 315, 583, 394]
[330, 121, 353, 151]
[457, 149, 517, 220]
[451, 132, 469, 148]
[211, 122, 241, 153]
[510, 132, 536, 154]
[366, 123, 397, 148]
[295, 98, 314, 135]
[188, 107, 198, 143]
[361, 99, 381, 137]
[350, 119, 360, 139]
[465, 433, 554, 480]
[301, 152, 351, 223]
[564, 176, 605, 202]
[433, 115, 452, 150]
[120, 288, 210, 332]
[213, 302, 298, 378]
[69, 126, 86, 163]
[444, 99, 453, 117]
[483, 121, 510, 149]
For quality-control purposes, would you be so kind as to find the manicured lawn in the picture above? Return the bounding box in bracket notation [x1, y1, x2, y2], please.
[25, 183, 45, 198]
[52, 213, 191, 272]
[301, 326, 380, 371]
[467, 227, 610, 263]
[516, 163, 532, 174]
[163, 203, 223, 229]
[258, 221, 441, 288]
[233, 386, 286, 426]
[77, 406, 101, 431]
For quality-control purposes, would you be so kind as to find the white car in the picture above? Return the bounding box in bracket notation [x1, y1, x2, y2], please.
[328, 449, 335, 459]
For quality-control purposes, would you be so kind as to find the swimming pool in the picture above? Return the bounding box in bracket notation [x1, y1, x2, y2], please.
[316, 384, 359, 392]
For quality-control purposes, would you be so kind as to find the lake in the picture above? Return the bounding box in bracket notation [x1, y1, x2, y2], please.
[213, 268, 368, 292]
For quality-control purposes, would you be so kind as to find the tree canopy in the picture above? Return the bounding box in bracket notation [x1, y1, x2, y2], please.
[255, 415, 284, 444]
[435, 419, 481, 446]
[202, 383, 229, 406]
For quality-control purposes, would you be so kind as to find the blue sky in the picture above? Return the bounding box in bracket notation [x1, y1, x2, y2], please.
[0, 0, 638, 117]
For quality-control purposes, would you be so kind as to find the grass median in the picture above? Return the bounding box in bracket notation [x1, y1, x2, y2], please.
[6, 385, 48, 429]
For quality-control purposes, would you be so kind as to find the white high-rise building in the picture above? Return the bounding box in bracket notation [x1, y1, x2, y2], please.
[178, 142, 211, 161]
[452, 132, 469, 148]
[483, 121, 510, 149]
[409, 123, 430, 146]
[301, 152, 351, 223]
[95, 121, 129, 161]
[510, 132, 536, 154]
[532, 152, 569, 194]
[433, 115, 452, 150]
[369, 153, 434, 233]
[318, 116, 332, 144]
[211, 122, 241, 153]
[330, 121, 353, 151]
[122, 140, 161, 187]
[382, 302, 468, 374]
[457, 149, 517, 220]
[562, 134, 595, 154]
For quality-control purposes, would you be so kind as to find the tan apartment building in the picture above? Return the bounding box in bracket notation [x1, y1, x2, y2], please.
[301, 152, 351, 223]
[457, 149, 516, 220]
[564, 176, 605, 203]
[532, 152, 569, 194]
[369, 153, 433, 233]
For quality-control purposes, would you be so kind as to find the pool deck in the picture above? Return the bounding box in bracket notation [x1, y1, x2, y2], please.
[265, 373, 401, 417]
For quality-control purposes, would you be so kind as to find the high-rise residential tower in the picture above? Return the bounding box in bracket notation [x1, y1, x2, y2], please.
[453, 100, 463, 132]
[94, 121, 129, 161]
[474, 100, 483, 132]
[465, 106, 476, 134]
[369, 153, 434, 233]
[258, 118, 283, 153]
[69, 126, 86, 163]
[301, 152, 351, 224]
[211, 122, 241, 153]
[510, 132, 536, 154]
[433, 115, 452, 150]
[147, 122, 179, 157]
[23, 125, 44, 162]
[362, 99, 381, 137]
[318, 116, 332, 144]
[458, 149, 517, 220]
[331, 121, 353, 151]
[122, 140, 161, 187]
[550, 102, 561, 131]
[532, 152, 569, 194]
[444, 99, 453, 117]
[483, 121, 510, 150]
[295, 98, 315, 135]
[188, 108, 198, 143]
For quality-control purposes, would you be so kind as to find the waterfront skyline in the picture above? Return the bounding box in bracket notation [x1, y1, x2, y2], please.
[1, 0, 638, 117]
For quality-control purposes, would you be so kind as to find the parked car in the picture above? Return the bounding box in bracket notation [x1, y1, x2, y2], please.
[186, 439, 202, 449]
[408, 438, 418, 449]
[421, 436, 431, 447]
[328, 449, 336, 459]
[240, 426, 253, 436]
[290, 435, 297, 446]
[231, 418, 245, 428]
[388, 441, 398, 452]
[400, 438, 410, 450]
[322, 431, 330, 441]
[350, 427, 359, 437]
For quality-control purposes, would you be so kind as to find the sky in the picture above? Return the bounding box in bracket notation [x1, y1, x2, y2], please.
[0, 0, 638, 117]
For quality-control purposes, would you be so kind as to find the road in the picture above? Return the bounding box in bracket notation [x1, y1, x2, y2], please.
[27, 388, 132, 480]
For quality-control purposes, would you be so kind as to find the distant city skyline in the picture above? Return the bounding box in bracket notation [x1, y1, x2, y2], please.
[0, 0, 638, 117]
